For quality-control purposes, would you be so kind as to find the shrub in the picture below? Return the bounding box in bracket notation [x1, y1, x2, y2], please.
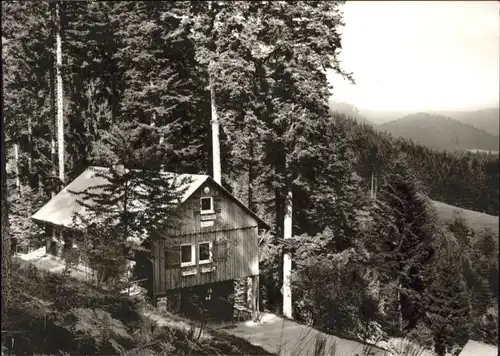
[406, 322, 434, 350]
[5, 259, 273, 355]
[292, 252, 382, 340]
[259, 237, 282, 313]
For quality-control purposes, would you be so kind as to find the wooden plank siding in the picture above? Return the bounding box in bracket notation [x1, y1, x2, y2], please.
[153, 181, 259, 295]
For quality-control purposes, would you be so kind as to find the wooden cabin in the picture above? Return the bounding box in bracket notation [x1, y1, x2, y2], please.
[31, 166, 270, 320]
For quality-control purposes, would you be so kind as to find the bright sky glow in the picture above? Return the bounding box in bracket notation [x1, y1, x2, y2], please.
[328, 1, 500, 112]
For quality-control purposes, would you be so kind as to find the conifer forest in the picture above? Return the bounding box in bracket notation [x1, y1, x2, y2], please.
[2, 1, 498, 356]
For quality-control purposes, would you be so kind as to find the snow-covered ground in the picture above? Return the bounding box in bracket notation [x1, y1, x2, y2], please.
[220, 312, 389, 356]
[15, 248, 212, 342]
[16, 247, 142, 296]
[15, 246, 94, 281]
[16, 246, 47, 261]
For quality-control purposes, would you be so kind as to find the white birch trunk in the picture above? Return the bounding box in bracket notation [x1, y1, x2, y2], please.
[150, 111, 165, 172]
[51, 137, 56, 198]
[208, 1, 222, 186]
[27, 116, 32, 218]
[149, 81, 165, 146]
[210, 83, 221, 185]
[55, 2, 65, 184]
[371, 171, 374, 200]
[28, 116, 32, 174]
[49, 136, 56, 250]
[397, 284, 403, 332]
[151, 111, 165, 145]
[14, 143, 20, 197]
[283, 186, 293, 319]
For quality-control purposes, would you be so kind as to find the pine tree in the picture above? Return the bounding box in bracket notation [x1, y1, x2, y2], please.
[366, 154, 436, 333]
[467, 229, 498, 316]
[59, 0, 123, 181]
[70, 125, 191, 285]
[425, 233, 470, 356]
[2, 0, 55, 196]
[110, 1, 209, 174]
[447, 213, 474, 250]
[3, 1, 58, 251]
[188, 1, 354, 317]
[293, 114, 367, 250]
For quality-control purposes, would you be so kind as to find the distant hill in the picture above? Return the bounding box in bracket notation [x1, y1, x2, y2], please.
[380, 112, 499, 152]
[328, 100, 373, 126]
[359, 109, 412, 125]
[434, 107, 499, 137]
[432, 200, 498, 236]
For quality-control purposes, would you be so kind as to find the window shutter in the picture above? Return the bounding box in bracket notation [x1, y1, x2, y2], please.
[214, 196, 222, 213]
[214, 240, 228, 262]
[192, 198, 200, 216]
[166, 244, 181, 268]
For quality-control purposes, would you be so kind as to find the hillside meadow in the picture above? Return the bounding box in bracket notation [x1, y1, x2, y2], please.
[432, 200, 498, 235]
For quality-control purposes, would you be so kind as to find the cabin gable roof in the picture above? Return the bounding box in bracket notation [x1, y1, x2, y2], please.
[31, 166, 270, 230]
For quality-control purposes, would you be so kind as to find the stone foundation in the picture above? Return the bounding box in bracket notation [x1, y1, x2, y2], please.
[233, 277, 247, 307]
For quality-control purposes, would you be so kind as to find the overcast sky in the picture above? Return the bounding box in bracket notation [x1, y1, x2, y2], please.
[328, 1, 500, 112]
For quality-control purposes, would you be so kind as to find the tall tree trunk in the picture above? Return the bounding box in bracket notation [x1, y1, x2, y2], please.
[248, 144, 254, 211]
[27, 115, 33, 222]
[13, 142, 20, 198]
[47, 1, 60, 254]
[51, 137, 56, 197]
[210, 83, 221, 185]
[111, 72, 119, 126]
[370, 171, 374, 200]
[2, 112, 11, 324]
[150, 110, 165, 170]
[282, 173, 293, 319]
[397, 283, 403, 333]
[274, 148, 286, 238]
[28, 115, 33, 188]
[207, 1, 222, 186]
[49, 129, 57, 254]
[55, 1, 65, 185]
[149, 96, 164, 146]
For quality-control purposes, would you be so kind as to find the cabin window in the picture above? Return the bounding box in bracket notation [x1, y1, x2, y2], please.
[180, 244, 195, 267]
[200, 197, 214, 214]
[198, 241, 213, 264]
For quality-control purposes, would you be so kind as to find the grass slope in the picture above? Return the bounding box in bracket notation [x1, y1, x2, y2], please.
[432, 199, 498, 235]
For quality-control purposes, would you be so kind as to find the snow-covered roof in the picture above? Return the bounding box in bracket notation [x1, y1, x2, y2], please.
[31, 166, 269, 231]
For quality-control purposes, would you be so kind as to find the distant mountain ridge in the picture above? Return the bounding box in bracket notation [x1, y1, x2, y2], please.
[327, 100, 499, 152]
[433, 107, 499, 137]
[380, 112, 499, 152]
[328, 100, 373, 125]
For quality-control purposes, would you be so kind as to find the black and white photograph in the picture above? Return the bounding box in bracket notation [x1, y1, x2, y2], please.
[1, 1, 499, 355]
